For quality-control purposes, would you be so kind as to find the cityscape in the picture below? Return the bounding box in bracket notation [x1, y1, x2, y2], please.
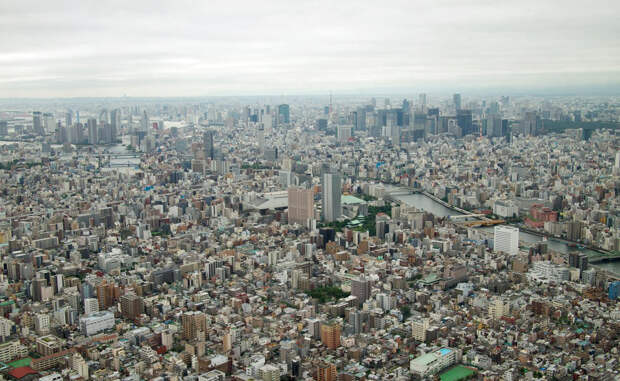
[0, 1, 619, 381]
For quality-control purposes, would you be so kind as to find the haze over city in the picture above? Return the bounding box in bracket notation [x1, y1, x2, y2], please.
[1, 0, 620, 98]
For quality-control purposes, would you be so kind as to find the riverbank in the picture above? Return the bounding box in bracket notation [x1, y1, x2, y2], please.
[385, 185, 620, 276]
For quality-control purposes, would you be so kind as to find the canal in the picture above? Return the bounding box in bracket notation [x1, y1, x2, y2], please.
[387, 187, 620, 276]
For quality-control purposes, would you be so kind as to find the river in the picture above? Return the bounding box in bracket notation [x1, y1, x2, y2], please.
[387, 188, 620, 276]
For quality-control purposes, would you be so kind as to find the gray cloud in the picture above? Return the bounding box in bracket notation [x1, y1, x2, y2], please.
[1, 0, 619, 97]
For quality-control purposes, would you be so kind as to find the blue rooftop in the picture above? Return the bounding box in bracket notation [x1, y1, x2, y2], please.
[439, 348, 452, 356]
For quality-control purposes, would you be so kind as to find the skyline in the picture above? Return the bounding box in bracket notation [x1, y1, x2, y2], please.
[1, 0, 619, 98]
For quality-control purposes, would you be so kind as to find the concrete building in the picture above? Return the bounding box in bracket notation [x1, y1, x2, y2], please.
[494, 226, 519, 255]
[322, 173, 341, 222]
[79, 311, 115, 336]
[410, 348, 458, 378]
[288, 187, 314, 225]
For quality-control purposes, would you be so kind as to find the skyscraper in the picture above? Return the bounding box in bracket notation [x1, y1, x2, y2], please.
[456, 109, 473, 136]
[453, 93, 462, 111]
[288, 187, 314, 225]
[203, 130, 215, 160]
[278, 104, 290, 124]
[32, 111, 43, 135]
[87, 118, 98, 145]
[521, 111, 543, 136]
[322, 173, 341, 222]
[494, 226, 519, 255]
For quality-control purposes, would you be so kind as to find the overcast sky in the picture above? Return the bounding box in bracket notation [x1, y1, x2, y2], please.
[1, 0, 619, 98]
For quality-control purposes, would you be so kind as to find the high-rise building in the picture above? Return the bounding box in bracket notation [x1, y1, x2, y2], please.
[569, 252, 589, 272]
[182, 311, 207, 340]
[412, 318, 430, 342]
[521, 111, 543, 136]
[351, 275, 370, 306]
[87, 118, 98, 145]
[65, 111, 72, 127]
[32, 111, 44, 135]
[203, 130, 215, 160]
[96, 281, 120, 309]
[322, 173, 341, 222]
[83, 298, 99, 316]
[320, 321, 341, 349]
[316, 362, 337, 381]
[278, 104, 290, 124]
[120, 293, 144, 320]
[288, 187, 314, 225]
[337, 125, 352, 143]
[494, 226, 519, 255]
[418, 93, 427, 110]
[453, 93, 461, 111]
[456, 109, 473, 136]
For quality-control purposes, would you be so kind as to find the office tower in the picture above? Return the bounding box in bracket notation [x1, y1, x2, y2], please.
[487, 115, 503, 137]
[521, 111, 543, 136]
[322, 173, 341, 222]
[418, 93, 427, 109]
[203, 130, 215, 160]
[120, 293, 144, 320]
[87, 118, 98, 145]
[351, 275, 371, 306]
[453, 93, 461, 111]
[456, 109, 473, 136]
[288, 187, 314, 225]
[65, 111, 73, 127]
[337, 125, 352, 143]
[316, 362, 337, 381]
[84, 298, 99, 316]
[320, 321, 341, 349]
[182, 311, 207, 340]
[110, 109, 120, 141]
[32, 111, 43, 135]
[494, 226, 519, 255]
[278, 104, 290, 124]
[142, 110, 150, 134]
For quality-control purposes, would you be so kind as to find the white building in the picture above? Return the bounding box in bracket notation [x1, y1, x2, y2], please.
[0, 340, 28, 363]
[528, 261, 570, 283]
[80, 311, 115, 336]
[494, 226, 519, 255]
[34, 313, 50, 334]
[493, 200, 519, 218]
[0, 317, 14, 339]
[71, 352, 89, 380]
[84, 298, 99, 316]
[488, 298, 510, 319]
[260, 364, 280, 381]
[246, 354, 266, 377]
[411, 318, 430, 342]
[410, 348, 460, 377]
